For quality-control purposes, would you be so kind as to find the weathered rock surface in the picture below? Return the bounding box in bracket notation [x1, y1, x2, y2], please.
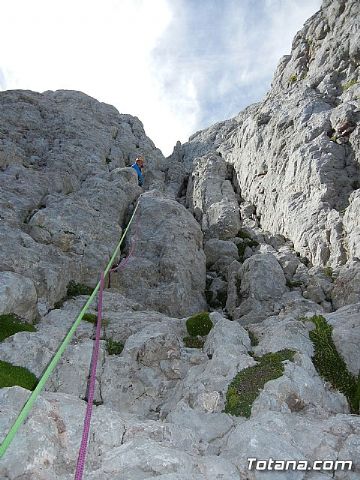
[171, 0, 360, 274]
[223, 411, 360, 479]
[0, 271, 38, 321]
[186, 153, 241, 240]
[0, 90, 168, 312]
[110, 190, 207, 317]
[227, 253, 288, 323]
[326, 303, 360, 376]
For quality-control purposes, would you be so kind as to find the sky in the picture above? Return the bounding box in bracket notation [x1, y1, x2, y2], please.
[0, 0, 321, 156]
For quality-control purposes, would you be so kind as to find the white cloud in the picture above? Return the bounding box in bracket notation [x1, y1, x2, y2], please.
[0, 0, 321, 156]
[152, 0, 322, 137]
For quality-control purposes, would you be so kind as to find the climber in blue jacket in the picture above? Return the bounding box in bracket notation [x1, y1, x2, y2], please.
[131, 156, 145, 187]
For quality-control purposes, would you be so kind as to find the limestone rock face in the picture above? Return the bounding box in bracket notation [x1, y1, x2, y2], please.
[186, 153, 241, 240]
[172, 0, 360, 274]
[110, 190, 207, 317]
[0, 90, 165, 310]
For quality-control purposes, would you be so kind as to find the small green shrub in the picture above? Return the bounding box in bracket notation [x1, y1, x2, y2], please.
[54, 281, 94, 309]
[183, 336, 205, 349]
[341, 79, 357, 91]
[82, 313, 98, 324]
[289, 73, 298, 83]
[66, 281, 93, 298]
[0, 314, 36, 342]
[186, 312, 213, 337]
[70, 312, 109, 326]
[224, 349, 295, 418]
[106, 338, 124, 355]
[309, 315, 359, 414]
[0, 360, 38, 390]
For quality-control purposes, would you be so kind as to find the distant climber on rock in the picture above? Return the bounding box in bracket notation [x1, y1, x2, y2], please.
[132, 155, 145, 187]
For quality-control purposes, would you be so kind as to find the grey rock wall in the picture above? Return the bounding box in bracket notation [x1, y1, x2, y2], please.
[0, 90, 165, 311]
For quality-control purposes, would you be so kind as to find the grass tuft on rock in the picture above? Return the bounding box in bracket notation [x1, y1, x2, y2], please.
[54, 281, 94, 309]
[82, 313, 97, 324]
[106, 338, 124, 355]
[183, 336, 205, 349]
[82, 313, 109, 327]
[66, 281, 93, 298]
[0, 313, 36, 342]
[224, 349, 295, 418]
[186, 312, 213, 337]
[309, 315, 360, 414]
[0, 360, 38, 391]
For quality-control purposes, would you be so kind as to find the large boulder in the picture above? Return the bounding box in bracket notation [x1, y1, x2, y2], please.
[228, 253, 288, 324]
[326, 303, 360, 377]
[0, 271, 38, 321]
[111, 190, 207, 317]
[331, 262, 360, 309]
[186, 153, 241, 240]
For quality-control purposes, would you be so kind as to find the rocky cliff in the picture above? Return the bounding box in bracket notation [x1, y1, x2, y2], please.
[1, 1, 360, 479]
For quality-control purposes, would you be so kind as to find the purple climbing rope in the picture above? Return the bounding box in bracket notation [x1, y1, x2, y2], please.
[74, 272, 104, 480]
[74, 208, 140, 479]
[110, 208, 140, 274]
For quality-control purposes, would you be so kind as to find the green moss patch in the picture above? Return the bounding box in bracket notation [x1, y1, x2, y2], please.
[82, 313, 109, 327]
[0, 314, 36, 342]
[106, 338, 124, 355]
[0, 360, 38, 391]
[183, 336, 205, 349]
[309, 315, 360, 414]
[224, 349, 295, 418]
[186, 312, 213, 337]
